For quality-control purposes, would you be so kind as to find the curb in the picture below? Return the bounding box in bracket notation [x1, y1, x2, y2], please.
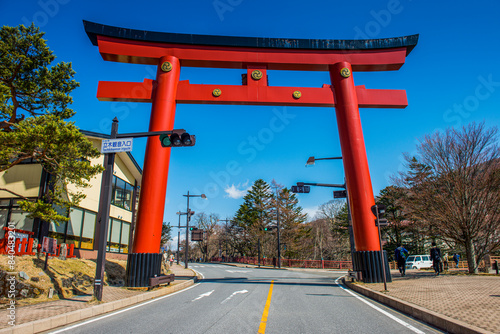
[342, 278, 494, 334]
[1, 276, 199, 334]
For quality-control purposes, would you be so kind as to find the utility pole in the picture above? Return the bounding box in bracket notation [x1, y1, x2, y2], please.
[185, 191, 190, 269]
[176, 212, 181, 265]
[275, 195, 282, 269]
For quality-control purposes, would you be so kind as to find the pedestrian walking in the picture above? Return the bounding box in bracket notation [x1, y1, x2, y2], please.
[430, 242, 442, 276]
[394, 243, 409, 277]
[169, 254, 174, 267]
[452, 253, 460, 268]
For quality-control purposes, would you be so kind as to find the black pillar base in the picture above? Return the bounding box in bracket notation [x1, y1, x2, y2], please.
[125, 253, 162, 287]
[352, 250, 392, 283]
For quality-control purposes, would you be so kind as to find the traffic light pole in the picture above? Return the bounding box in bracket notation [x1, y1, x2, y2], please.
[294, 181, 355, 266]
[94, 117, 118, 301]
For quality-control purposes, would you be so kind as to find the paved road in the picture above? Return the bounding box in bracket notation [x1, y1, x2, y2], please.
[50, 263, 443, 334]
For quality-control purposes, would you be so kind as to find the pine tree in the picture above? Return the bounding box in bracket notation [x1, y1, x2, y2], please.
[272, 187, 308, 259]
[233, 179, 272, 256]
[0, 24, 104, 223]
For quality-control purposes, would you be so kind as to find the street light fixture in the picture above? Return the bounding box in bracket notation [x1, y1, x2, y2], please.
[182, 191, 207, 269]
[305, 156, 342, 167]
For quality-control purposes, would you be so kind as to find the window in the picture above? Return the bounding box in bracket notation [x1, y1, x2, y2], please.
[120, 223, 130, 254]
[48, 207, 96, 249]
[48, 205, 69, 244]
[81, 211, 96, 249]
[106, 218, 130, 253]
[3, 199, 35, 233]
[67, 208, 84, 247]
[0, 208, 8, 239]
[111, 176, 134, 211]
[415, 256, 421, 261]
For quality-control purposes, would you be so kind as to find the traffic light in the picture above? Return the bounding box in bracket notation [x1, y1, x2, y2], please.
[159, 133, 196, 147]
[264, 226, 276, 231]
[291, 185, 310, 193]
[189, 227, 198, 231]
[371, 204, 388, 226]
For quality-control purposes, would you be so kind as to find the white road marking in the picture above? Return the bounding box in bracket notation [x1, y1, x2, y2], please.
[335, 277, 425, 334]
[221, 290, 249, 304]
[192, 290, 214, 301]
[50, 269, 205, 333]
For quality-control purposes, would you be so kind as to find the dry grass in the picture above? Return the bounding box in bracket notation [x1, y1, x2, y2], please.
[0, 254, 128, 307]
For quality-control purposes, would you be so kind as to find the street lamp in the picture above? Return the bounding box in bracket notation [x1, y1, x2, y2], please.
[183, 191, 206, 268]
[302, 154, 356, 267]
[305, 156, 342, 167]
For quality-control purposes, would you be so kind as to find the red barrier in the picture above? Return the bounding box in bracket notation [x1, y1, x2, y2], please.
[213, 256, 352, 270]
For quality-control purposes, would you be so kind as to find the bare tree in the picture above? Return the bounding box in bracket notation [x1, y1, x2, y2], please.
[396, 122, 500, 273]
[376, 186, 430, 257]
[192, 212, 220, 261]
[315, 200, 351, 260]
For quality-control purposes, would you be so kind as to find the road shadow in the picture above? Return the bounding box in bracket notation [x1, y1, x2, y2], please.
[199, 276, 339, 288]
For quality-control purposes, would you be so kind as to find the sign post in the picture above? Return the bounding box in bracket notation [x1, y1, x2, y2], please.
[41, 236, 57, 270]
[94, 118, 120, 301]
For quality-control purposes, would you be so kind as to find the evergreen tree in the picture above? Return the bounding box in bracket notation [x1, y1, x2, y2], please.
[233, 179, 272, 256]
[161, 222, 172, 247]
[0, 24, 103, 223]
[272, 186, 309, 259]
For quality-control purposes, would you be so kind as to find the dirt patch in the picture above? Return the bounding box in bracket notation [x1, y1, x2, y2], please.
[0, 255, 128, 308]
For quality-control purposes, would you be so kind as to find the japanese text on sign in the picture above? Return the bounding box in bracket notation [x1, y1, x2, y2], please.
[101, 138, 133, 153]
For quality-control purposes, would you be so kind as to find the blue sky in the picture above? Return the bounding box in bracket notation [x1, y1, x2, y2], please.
[2, 1, 500, 239]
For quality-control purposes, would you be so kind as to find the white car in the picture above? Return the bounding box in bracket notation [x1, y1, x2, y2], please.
[405, 255, 433, 270]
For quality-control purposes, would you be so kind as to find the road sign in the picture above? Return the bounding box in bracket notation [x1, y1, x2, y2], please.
[42, 236, 57, 255]
[333, 190, 347, 198]
[191, 230, 204, 241]
[101, 138, 133, 153]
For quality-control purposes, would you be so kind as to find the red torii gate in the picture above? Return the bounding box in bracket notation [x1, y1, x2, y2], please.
[84, 21, 417, 285]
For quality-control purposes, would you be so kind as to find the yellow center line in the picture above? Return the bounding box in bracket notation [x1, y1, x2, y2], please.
[258, 280, 274, 334]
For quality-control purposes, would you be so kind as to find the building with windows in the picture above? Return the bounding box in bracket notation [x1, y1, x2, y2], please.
[0, 130, 142, 259]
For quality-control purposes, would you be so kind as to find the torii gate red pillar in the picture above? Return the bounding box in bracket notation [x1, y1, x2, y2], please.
[330, 62, 379, 252]
[133, 56, 180, 253]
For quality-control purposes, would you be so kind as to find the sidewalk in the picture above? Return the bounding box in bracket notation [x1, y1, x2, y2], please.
[344, 269, 500, 334]
[0, 264, 198, 334]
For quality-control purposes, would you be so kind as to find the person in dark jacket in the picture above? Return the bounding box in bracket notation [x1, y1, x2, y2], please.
[430, 242, 442, 276]
[453, 253, 460, 268]
[394, 243, 409, 276]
